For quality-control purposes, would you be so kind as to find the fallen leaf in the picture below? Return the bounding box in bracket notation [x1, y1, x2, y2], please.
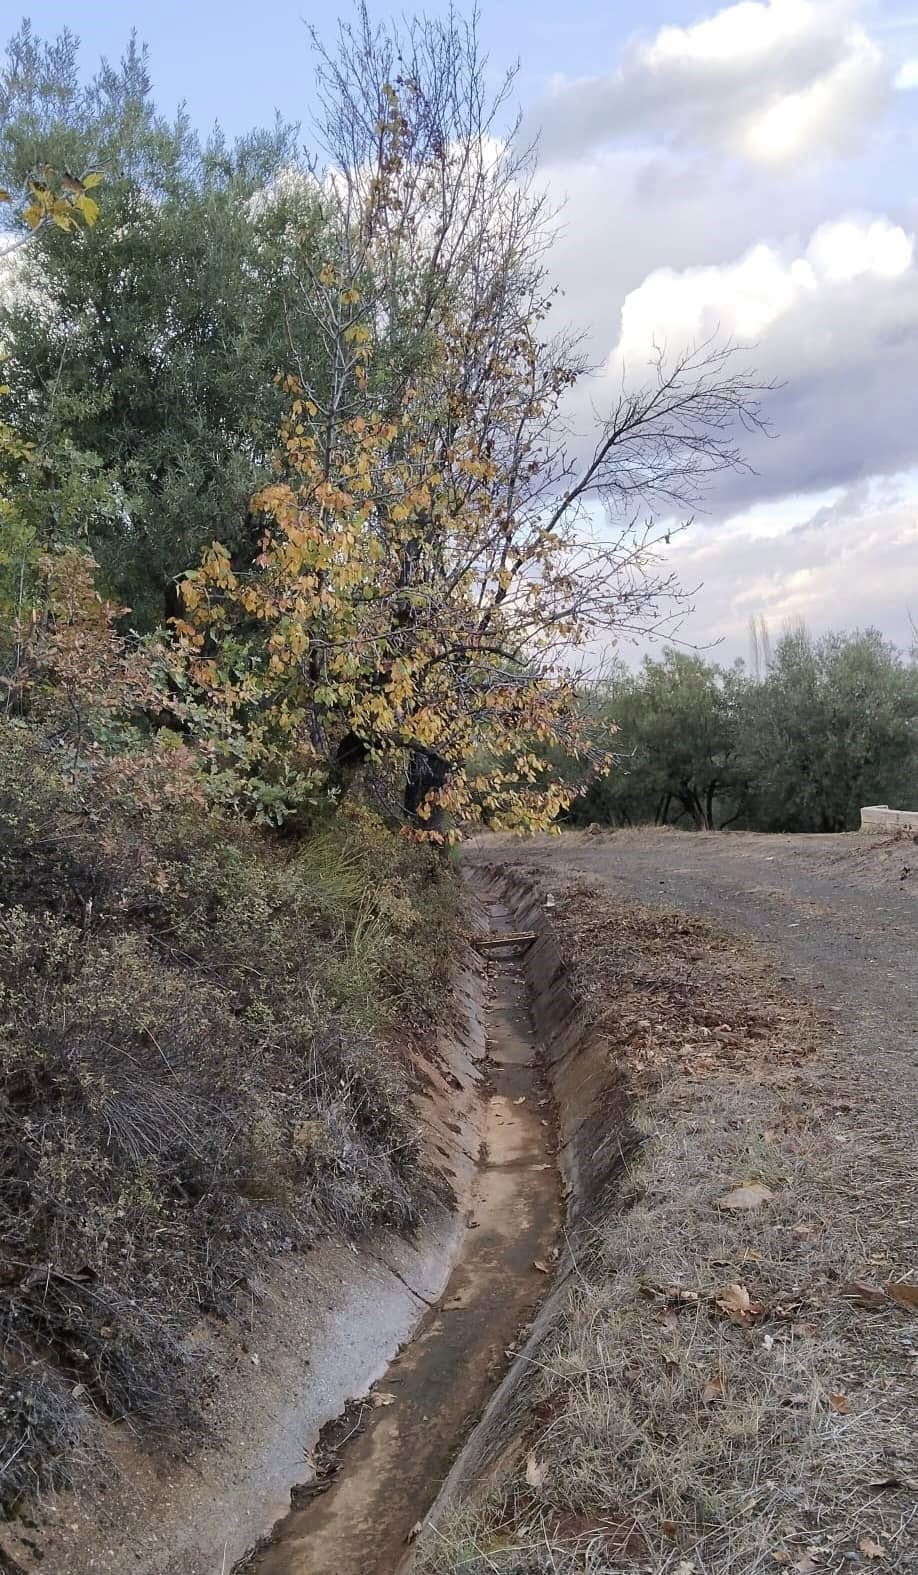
[791, 1221, 815, 1237]
[885, 1280, 918, 1310]
[715, 1282, 752, 1322]
[533, 1259, 550, 1274]
[640, 1281, 700, 1305]
[858, 1534, 885, 1560]
[770, 1551, 792, 1567]
[513, 1095, 527, 1105]
[525, 1452, 548, 1490]
[793, 1554, 819, 1574]
[371, 1391, 396, 1407]
[829, 1391, 849, 1414]
[868, 1472, 918, 1492]
[701, 1375, 725, 1403]
[718, 1182, 775, 1211]
[674, 1562, 696, 1575]
[406, 1521, 424, 1544]
[839, 1279, 887, 1310]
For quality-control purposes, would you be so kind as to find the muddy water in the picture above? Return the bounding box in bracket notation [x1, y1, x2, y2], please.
[250, 908, 559, 1575]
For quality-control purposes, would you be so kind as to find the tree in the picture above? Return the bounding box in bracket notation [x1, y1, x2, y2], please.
[568, 631, 918, 835]
[568, 652, 746, 829]
[168, 9, 765, 834]
[0, 22, 312, 626]
[0, 163, 105, 694]
[740, 627, 918, 831]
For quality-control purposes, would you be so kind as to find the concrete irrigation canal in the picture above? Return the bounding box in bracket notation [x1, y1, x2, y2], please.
[246, 885, 562, 1573]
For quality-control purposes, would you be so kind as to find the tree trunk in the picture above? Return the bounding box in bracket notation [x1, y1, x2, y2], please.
[404, 746, 450, 831]
[678, 787, 705, 829]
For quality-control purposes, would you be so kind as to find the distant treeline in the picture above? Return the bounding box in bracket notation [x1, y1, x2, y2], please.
[564, 627, 918, 834]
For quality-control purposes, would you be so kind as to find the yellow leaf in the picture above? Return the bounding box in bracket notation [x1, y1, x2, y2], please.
[23, 203, 43, 230]
[75, 193, 100, 226]
[81, 171, 104, 189]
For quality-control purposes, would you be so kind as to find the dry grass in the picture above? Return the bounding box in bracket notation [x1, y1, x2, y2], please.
[423, 881, 918, 1575]
[0, 722, 459, 1511]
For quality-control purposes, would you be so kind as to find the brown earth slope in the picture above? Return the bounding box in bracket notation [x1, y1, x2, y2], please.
[423, 829, 918, 1575]
[497, 827, 918, 1146]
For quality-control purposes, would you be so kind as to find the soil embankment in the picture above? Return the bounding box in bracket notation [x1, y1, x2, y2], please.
[413, 829, 918, 1575]
[0, 950, 486, 1575]
[1, 885, 569, 1575]
[487, 826, 918, 1135]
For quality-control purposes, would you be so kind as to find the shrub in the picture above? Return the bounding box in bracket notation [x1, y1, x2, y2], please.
[0, 721, 457, 1508]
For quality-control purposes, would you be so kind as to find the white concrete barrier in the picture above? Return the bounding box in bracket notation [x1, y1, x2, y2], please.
[860, 804, 918, 833]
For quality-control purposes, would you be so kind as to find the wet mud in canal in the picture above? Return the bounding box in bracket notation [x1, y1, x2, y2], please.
[246, 897, 560, 1575]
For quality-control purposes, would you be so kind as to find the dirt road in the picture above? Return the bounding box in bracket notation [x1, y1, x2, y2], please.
[486, 828, 918, 1136]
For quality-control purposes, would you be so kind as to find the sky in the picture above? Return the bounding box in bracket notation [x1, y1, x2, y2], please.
[11, 0, 918, 663]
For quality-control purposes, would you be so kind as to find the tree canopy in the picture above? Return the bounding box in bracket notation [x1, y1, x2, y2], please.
[0, 22, 317, 626]
[567, 629, 918, 834]
[2, 9, 767, 835]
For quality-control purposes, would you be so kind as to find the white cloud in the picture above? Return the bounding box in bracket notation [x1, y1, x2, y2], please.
[894, 56, 918, 88]
[738, 28, 887, 163]
[526, 0, 890, 167]
[519, 1, 918, 652]
[610, 214, 914, 358]
[664, 477, 918, 657]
